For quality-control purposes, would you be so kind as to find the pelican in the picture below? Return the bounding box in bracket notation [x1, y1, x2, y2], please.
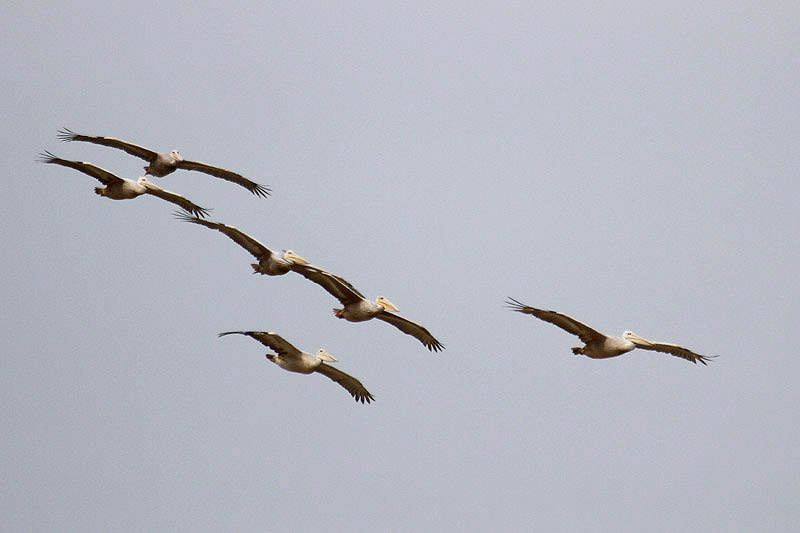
[218, 331, 374, 404]
[57, 128, 270, 197]
[292, 265, 444, 352]
[506, 297, 716, 365]
[173, 212, 309, 275]
[38, 151, 211, 217]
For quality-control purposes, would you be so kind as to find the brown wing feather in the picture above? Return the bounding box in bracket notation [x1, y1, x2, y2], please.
[139, 182, 211, 218]
[632, 340, 717, 365]
[374, 312, 445, 352]
[315, 363, 375, 404]
[57, 128, 158, 161]
[173, 212, 272, 259]
[291, 264, 366, 304]
[218, 331, 299, 357]
[38, 151, 123, 186]
[176, 159, 271, 197]
[506, 297, 607, 344]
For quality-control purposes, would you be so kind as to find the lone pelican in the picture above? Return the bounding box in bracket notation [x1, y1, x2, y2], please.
[174, 212, 309, 275]
[38, 151, 211, 217]
[292, 265, 444, 352]
[219, 331, 374, 404]
[506, 297, 716, 365]
[57, 128, 270, 197]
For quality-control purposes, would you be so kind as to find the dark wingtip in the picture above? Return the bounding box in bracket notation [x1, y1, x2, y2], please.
[36, 150, 57, 163]
[251, 183, 272, 198]
[191, 206, 213, 219]
[697, 354, 719, 366]
[357, 392, 376, 404]
[505, 297, 527, 312]
[57, 127, 76, 142]
[427, 341, 445, 352]
[172, 210, 196, 222]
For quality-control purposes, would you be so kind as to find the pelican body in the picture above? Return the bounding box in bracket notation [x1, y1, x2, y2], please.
[219, 331, 374, 403]
[95, 177, 148, 200]
[174, 212, 309, 275]
[253, 250, 309, 276]
[335, 295, 399, 322]
[145, 150, 184, 177]
[571, 333, 636, 359]
[506, 297, 716, 365]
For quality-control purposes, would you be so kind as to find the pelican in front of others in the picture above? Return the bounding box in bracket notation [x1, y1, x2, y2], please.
[38, 152, 211, 217]
[218, 331, 374, 404]
[174, 212, 309, 275]
[58, 128, 270, 197]
[506, 298, 716, 365]
[292, 265, 444, 352]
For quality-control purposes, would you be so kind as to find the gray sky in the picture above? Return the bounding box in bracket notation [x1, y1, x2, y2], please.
[3, 2, 798, 531]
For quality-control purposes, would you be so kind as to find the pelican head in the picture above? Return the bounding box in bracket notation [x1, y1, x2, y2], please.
[170, 150, 183, 162]
[376, 296, 399, 312]
[136, 176, 158, 189]
[283, 250, 309, 265]
[316, 349, 338, 363]
[623, 331, 653, 347]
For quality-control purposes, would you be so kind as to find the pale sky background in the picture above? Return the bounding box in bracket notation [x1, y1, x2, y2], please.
[2, 2, 799, 531]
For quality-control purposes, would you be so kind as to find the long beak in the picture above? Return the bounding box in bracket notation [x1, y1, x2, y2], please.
[625, 332, 654, 347]
[287, 252, 309, 265]
[377, 296, 399, 312]
[317, 349, 338, 363]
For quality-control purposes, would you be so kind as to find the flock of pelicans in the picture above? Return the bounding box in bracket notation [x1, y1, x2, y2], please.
[40, 128, 717, 405]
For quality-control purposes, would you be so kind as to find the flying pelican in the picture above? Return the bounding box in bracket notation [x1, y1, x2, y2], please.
[173, 212, 309, 275]
[57, 128, 270, 197]
[506, 297, 716, 365]
[38, 151, 211, 217]
[218, 330, 375, 404]
[292, 265, 444, 352]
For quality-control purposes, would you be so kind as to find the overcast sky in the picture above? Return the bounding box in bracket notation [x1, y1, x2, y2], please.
[3, 2, 798, 531]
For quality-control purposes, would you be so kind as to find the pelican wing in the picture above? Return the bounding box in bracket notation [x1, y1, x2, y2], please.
[173, 212, 273, 259]
[291, 264, 366, 304]
[175, 159, 271, 197]
[374, 312, 445, 352]
[315, 363, 375, 404]
[629, 337, 717, 365]
[38, 151, 123, 186]
[139, 181, 211, 218]
[58, 128, 158, 161]
[218, 331, 300, 357]
[506, 297, 606, 345]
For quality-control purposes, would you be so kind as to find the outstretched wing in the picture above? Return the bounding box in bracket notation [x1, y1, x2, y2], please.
[58, 128, 158, 162]
[506, 297, 606, 345]
[291, 264, 366, 305]
[173, 212, 273, 260]
[176, 159, 271, 197]
[315, 363, 375, 404]
[139, 181, 211, 218]
[373, 311, 445, 352]
[38, 151, 123, 186]
[218, 331, 300, 357]
[629, 337, 717, 365]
